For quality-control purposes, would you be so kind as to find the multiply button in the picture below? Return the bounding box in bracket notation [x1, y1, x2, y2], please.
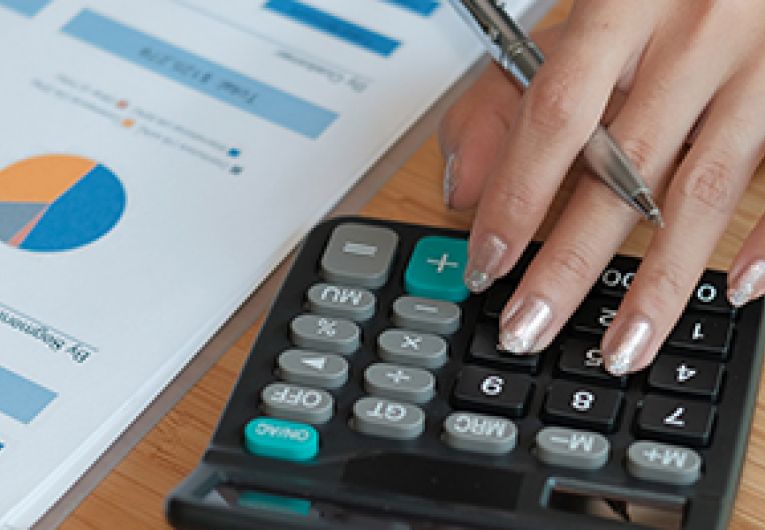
[320, 223, 398, 289]
[290, 314, 360, 355]
[535, 427, 609, 470]
[364, 363, 435, 404]
[404, 236, 469, 302]
[277, 349, 349, 389]
[378, 329, 448, 370]
[306, 283, 375, 322]
[261, 383, 334, 425]
[352, 397, 424, 440]
[392, 296, 460, 335]
[627, 441, 701, 485]
[443, 412, 517, 455]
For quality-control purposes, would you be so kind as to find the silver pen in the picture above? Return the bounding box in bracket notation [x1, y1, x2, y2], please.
[448, 0, 664, 227]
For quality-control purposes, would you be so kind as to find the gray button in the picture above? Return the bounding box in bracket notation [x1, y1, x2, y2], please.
[261, 382, 333, 424]
[277, 349, 348, 389]
[290, 314, 360, 355]
[307, 283, 375, 321]
[535, 427, 610, 470]
[364, 363, 435, 404]
[352, 397, 424, 440]
[627, 441, 701, 485]
[443, 412, 517, 455]
[320, 223, 398, 288]
[377, 329, 448, 370]
[392, 296, 460, 335]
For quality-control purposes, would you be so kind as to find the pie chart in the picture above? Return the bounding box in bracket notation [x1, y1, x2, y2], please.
[0, 155, 126, 252]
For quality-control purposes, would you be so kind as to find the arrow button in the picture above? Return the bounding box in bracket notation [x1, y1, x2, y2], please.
[278, 349, 348, 389]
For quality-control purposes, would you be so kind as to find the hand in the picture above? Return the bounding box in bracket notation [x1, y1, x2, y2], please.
[439, 1, 765, 375]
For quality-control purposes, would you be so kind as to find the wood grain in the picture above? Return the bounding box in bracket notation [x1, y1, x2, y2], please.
[60, 2, 765, 528]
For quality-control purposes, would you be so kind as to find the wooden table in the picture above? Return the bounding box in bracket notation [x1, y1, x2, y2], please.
[60, 2, 765, 528]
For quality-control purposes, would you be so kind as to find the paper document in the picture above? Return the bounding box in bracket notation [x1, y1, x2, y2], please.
[0, 0, 543, 527]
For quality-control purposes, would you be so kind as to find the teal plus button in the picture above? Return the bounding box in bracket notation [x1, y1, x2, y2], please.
[244, 417, 318, 461]
[404, 236, 469, 302]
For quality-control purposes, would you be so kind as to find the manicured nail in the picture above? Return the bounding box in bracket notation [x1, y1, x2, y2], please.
[728, 260, 765, 308]
[464, 233, 508, 293]
[498, 295, 553, 354]
[443, 153, 459, 208]
[602, 315, 652, 376]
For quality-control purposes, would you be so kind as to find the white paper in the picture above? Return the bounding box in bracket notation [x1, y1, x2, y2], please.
[0, 0, 540, 527]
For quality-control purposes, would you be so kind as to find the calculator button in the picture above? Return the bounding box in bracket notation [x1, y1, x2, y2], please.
[667, 313, 733, 357]
[443, 412, 517, 455]
[244, 417, 319, 461]
[469, 323, 542, 374]
[570, 298, 617, 335]
[306, 283, 375, 322]
[277, 349, 349, 389]
[352, 397, 425, 440]
[627, 441, 702, 485]
[364, 363, 436, 405]
[404, 236, 469, 302]
[688, 272, 732, 313]
[482, 282, 517, 319]
[557, 338, 627, 388]
[452, 366, 533, 418]
[636, 395, 715, 447]
[378, 329, 448, 370]
[543, 381, 623, 433]
[595, 256, 638, 298]
[320, 223, 398, 289]
[392, 296, 461, 335]
[290, 314, 360, 355]
[647, 355, 724, 400]
[535, 427, 610, 470]
[261, 383, 334, 425]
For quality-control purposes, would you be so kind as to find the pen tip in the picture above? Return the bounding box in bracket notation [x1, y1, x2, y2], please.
[648, 209, 665, 229]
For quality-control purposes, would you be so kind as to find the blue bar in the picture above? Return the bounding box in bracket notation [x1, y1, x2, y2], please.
[0, 0, 51, 17]
[265, 0, 400, 57]
[0, 366, 57, 424]
[383, 0, 439, 16]
[63, 10, 337, 139]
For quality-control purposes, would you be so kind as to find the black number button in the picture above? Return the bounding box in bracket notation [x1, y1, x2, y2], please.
[667, 313, 733, 357]
[570, 298, 618, 335]
[688, 272, 733, 313]
[594, 256, 638, 298]
[469, 323, 542, 374]
[648, 355, 724, 400]
[636, 395, 715, 447]
[557, 338, 627, 388]
[452, 366, 533, 418]
[542, 380, 623, 433]
[482, 283, 517, 319]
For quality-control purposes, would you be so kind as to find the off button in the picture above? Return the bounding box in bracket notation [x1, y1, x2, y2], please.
[244, 417, 319, 461]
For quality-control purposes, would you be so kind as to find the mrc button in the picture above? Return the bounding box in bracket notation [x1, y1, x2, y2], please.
[320, 223, 398, 289]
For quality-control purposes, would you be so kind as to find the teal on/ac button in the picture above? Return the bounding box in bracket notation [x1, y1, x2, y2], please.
[244, 417, 319, 461]
[404, 236, 469, 302]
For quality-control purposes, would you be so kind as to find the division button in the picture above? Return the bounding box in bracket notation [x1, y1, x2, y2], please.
[404, 236, 469, 302]
[290, 314, 360, 355]
[320, 223, 399, 288]
[364, 363, 435, 404]
[244, 417, 319, 461]
[277, 349, 349, 389]
[392, 296, 461, 335]
[627, 441, 702, 485]
[378, 329, 448, 370]
[352, 397, 425, 440]
[535, 427, 610, 470]
[443, 412, 517, 455]
[261, 383, 334, 425]
[306, 283, 375, 322]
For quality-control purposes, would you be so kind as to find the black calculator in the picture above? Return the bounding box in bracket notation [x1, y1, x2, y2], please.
[166, 217, 765, 530]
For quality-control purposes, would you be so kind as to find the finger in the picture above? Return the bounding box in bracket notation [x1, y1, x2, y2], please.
[601, 59, 765, 375]
[439, 27, 564, 210]
[727, 206, 765, 307]
[464, 0, 661, 294]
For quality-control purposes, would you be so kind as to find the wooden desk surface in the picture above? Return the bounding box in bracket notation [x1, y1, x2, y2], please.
[60, 2, 765, 528]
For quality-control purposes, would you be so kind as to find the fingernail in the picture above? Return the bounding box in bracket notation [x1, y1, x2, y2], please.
[443, 153, 459, 208]
[464, 233, 507, 293]
[602, 315, 652, 376]
[498, 295, 553, 354]
[728, 260, 765, 307]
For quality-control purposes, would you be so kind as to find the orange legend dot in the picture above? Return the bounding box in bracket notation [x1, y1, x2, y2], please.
[116, 99, 129, 109]
[121, 118, 135, 128]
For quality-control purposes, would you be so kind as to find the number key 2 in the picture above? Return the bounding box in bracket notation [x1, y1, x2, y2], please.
[452, 366, 533, 418]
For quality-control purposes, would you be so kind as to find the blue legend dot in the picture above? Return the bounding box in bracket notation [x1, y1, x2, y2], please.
[227, 148, 241, 158]
[230, 166, 243, 175]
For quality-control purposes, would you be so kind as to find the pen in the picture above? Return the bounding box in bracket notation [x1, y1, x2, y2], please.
[448, 0, 664, 227]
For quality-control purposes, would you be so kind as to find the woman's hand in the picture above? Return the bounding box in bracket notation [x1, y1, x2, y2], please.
[439, 1, 765, 375]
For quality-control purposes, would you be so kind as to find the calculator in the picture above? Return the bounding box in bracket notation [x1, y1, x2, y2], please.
[166, 217, 765, 530]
